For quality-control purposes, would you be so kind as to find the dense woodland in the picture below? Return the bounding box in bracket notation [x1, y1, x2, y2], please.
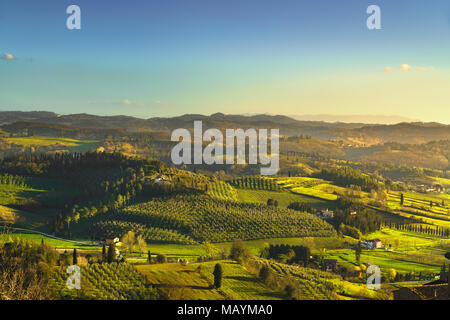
[0, 153, 172, 235]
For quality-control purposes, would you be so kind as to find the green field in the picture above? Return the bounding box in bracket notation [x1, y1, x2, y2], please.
[275, 177, 344, 201]
[0, 176, 81, 205]
[136, 263, 225, 300]
[0, 176, 82, 230]
[0, 181, 44, 206]
[291, 185, 339, 201]
[276, 177, 323, 188]
[137, 260, 285, 300]
[329, 278, 387, 300]
[0, 205, 20, 224]
[366, 228, 446, 251]
[0, 230, 99, 250]
[387, 191, 450, 228]
[325, 249, 441, 274]
[323, 228, 448, 274]
[7, 136, 100, 151]
[128, 243, 211, 261]
[430, 176, 450, 187]
[236, 188, 334, 209]
[390, 190, 450, 203]
[196, 260, 285, 300]
[0, 206, 57, 229]
[216, 236, 353, 257]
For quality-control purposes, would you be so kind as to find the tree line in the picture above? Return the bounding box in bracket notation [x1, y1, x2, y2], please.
[260, 244, 311, 266]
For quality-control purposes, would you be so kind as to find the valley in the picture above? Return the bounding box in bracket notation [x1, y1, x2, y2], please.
[0, 112, 449, 301]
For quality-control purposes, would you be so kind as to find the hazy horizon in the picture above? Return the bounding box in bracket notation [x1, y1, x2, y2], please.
[0, 108, 446, 125]
[1, 0, 450, 123]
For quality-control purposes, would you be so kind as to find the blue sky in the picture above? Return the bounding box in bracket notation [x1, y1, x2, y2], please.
[1, 0, 450, 122]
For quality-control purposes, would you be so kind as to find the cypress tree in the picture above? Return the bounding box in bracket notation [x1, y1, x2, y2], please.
[213, 263, 223, 288]
[259, 265, 271, 283]
[304, 246, 311, 267]
[107, 243, 116, 263]
[73, 248, 78, 265]
[355, 241, 362, 264]
[102, 244, 106, 262]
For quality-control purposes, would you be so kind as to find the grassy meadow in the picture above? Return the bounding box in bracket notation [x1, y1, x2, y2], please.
[136, 260, 285, 300]
[7, 136, 100, 152]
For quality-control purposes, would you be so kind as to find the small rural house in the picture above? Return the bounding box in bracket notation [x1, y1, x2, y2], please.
[316, 209, 334, 219]
[361, 239, 382, 250]
[101, 237, 120, 245]
[154, 174, 169, 184]
[372, 239, 382, 248]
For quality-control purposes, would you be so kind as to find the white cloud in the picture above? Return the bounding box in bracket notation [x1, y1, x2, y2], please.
[383, 64, 433, 73]
[399, 64, 412, 72]
[122, 99, 148, 107]
[0, 53, 16, 61]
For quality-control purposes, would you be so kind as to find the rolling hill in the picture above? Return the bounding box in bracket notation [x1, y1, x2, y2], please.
[0, 111, 449, 145]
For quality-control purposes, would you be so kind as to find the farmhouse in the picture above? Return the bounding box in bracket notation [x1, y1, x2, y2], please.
[101, 237, 120, 245]
[372, 239, 382, 248]
[361, 239, 382, 249]
[316, 209, 334, 219]
[154, 174, 169, 184]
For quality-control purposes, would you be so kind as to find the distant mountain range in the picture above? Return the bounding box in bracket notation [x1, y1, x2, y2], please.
[1, 111, 449, 145]
[290, 114, 418, 125]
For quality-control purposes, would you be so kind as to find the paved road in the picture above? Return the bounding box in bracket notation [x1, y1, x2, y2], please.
[1, 226, 100, 246]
